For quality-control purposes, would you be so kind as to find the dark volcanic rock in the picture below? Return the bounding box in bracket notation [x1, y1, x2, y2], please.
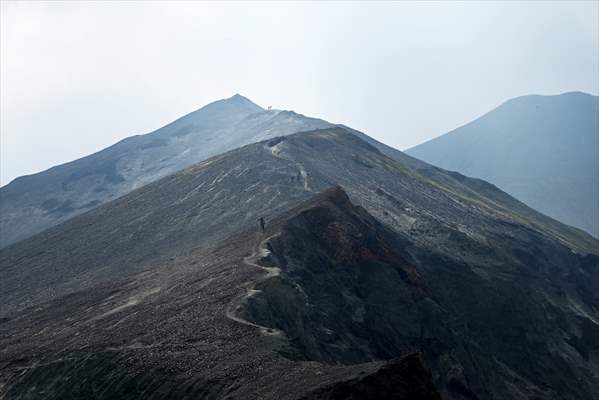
[2, 128, 595, 317]
[1, 129, 598, 399]
[243, 187, 599, 400]
[243, 187, 423, 364]
[0, 215, 441, 400]
[300, 353, 442, 400]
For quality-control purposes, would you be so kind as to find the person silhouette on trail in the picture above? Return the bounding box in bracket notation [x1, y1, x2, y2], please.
[259, 217, 266, 232]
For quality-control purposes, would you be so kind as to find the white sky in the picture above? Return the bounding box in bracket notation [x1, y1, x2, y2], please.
[1, 1, 598, 185]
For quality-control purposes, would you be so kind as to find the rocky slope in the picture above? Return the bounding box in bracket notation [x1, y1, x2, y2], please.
[244, 187, 599, 399]
[407, 92, 599, 237]
[4, 92, 594, 249]
[0, 94, 331, 247]
[0, 220, 440, 400]
[1, 128, 598, 399]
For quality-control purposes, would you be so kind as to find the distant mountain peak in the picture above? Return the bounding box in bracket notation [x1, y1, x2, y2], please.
[228, 93, 255, 103]
[502, 91, 597, 108]
[163, 94, 263, 130]
[205, 93, 262, 111]
[407, 92, 599, 237]
[557, 90, 595, 98]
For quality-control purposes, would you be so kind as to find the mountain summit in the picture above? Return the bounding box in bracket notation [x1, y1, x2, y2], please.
[0, 95, 330, 247]
[407, 92, 599, 237]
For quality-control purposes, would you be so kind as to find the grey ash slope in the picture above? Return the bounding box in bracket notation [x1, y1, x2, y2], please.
[407, 92, 599, 237]
[1, 127, 597, 314]
[2, 92, 592, 253]
[245, 187, 599, 399]
[1, 128, 598, 399]
[1, 191, 441, 400]
[0, 94, 332, 247]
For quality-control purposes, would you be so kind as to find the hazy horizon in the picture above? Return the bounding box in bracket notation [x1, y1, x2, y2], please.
[2, 1, 598, 185]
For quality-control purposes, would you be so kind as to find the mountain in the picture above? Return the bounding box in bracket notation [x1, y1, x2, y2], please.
[2, 93, 595, 249]
[2, 128, 598, 399]
[0, 94, 332, 247]
[407, 92, 599, 237]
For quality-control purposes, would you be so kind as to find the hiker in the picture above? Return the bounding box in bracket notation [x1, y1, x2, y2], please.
[259, 217, 266, 232]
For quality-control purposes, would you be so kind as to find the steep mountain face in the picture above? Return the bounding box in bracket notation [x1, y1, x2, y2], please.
[407, 92, 599, 237]
[0, 94, 332, 247]
[1, 128, 598, 399]
[244, 187, 599, 399]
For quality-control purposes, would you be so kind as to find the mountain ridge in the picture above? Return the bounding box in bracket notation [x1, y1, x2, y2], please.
[0, 94, 330, 247]
[2, 128, 598, 399]
[2, 127, 596, 314]
[407, 92, 599, 237]
[2, 94, 262, 187]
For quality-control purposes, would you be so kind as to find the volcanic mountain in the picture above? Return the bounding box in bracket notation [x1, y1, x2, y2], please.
[0, 94, 333, 247]
[1, 127, 598, 399]
[407, 92, 599, 237]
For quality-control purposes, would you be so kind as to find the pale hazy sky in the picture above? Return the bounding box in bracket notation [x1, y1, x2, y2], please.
[1, 1, 598, 185]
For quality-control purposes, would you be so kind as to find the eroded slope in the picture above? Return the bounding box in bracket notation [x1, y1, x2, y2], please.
[1, 129, 598, 399]
[242, 187, 599, 399]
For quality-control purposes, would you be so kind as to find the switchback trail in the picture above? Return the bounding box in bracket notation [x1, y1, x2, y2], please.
[225, 232, 284, 336]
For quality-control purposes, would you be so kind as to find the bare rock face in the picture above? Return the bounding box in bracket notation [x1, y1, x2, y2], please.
[242, 187, 424, 364]
[241, 186, 599, 399]
[1, 129, 598, 399]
